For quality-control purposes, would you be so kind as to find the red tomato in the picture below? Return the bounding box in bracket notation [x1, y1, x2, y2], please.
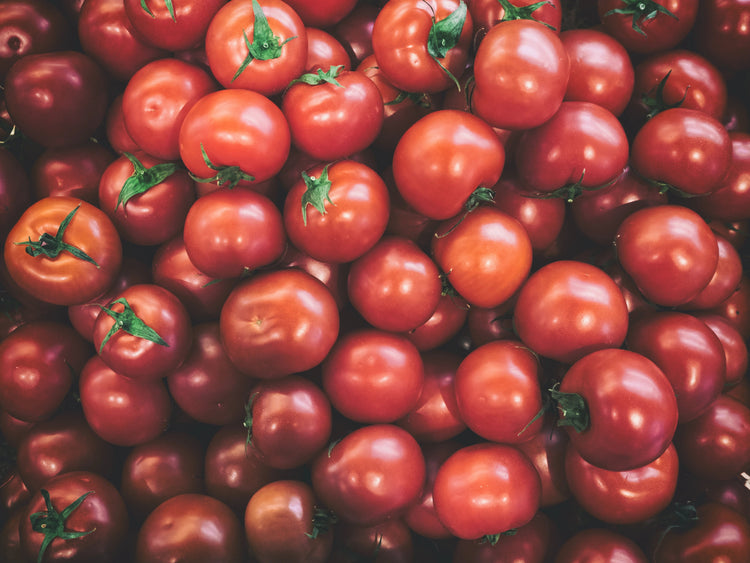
[695, 0, 750, 72]
[285, 0, 359, 27]
[404, 292, 468, 352]
[305, 27, 350, 72]
[556, 528, 648, 563]
[696, 313, 749, 388]
[469, 0, 562, 39]
[516, 413, 571, 507]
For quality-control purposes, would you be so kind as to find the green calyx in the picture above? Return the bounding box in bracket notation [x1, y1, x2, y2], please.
[604, 0, 678, 36]
[289, 65, 345, 88]
[116, 153, 178, 213]
[641, 70, 689, 119]
[300, 165, 334, 226]
[426, 0, 468, 91]
[97, 297, 169, 355]
[232, 0, 297, 82]
[140, 0, 176, 22]
[496, 0, 556, 30]
[434, 187, 496, 240]
[30, 489, 96, 563]
[189, 143, 254, 189]
[305, 507, 338, 540]
[14, 205, 99, 268]
[480, 528, 518, 546]
[384, 90, 432, 109]
[549, 387, 590, 433]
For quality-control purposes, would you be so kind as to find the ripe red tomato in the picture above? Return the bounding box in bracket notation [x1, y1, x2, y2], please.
[556, 528, 648, 563]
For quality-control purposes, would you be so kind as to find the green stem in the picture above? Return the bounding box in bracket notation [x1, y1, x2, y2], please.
[496, 0, 556, 30]
[426, 0, 468, 91]
[30, 489, 96, 563]
[140, 0, 176, 21]
[97, 297, 169, 354]
[189, 143, 254, 189]
[300, 165, 334, 226]
[116, 153, 178, 212]
[604, 0, 678, 36]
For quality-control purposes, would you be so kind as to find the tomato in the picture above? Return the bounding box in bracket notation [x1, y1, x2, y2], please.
[134, 494, 245, 563]
[79, 355, 172, 447]
[285, 0, 359, 27]
[123, 0, 227, 52]
[275, 244, 349, 310]
[432, 442, 541, 540]
[372, 0, 473, 94]
[220, 268, 340, 379]
[0, 147, 31, 243]
[472, 18, 569, 130]
[92, 283, 192, 381]
[311, 424, 426, 525]
[696, 313, 749, 388]
[0, 320, 90, 423]
[516, 413, 571, 507]
[565, 442, 680, 525]
[4, 197, 123, 306]
[513, 260, 629, 364]
[4, 50, 108, 149]
[695, 0, 750, 73]
[244, 480, 333, 563]
[680, 235, 743, 311]
[514, 101, 629, 195]
[281, 66, 384, 161]
[205, 0, 307, 95]
[555, 528, 648, 563]
[614, 205, 719, 307]
[105, 94, 140, 156]
[305, 27, 350, 72]
[347, 236, 441, 333]
[322, 329, 424, 424]
[178, 88, 290, 188]
[120, 431, 205, 519]
[392, 109, 505, 220]
[19, 471, 128, 563]
[404, 292, 468, 352]
[121, 58, 218, 161]
[331, 2, 377, 65]
[283, 160, 390, 264]
[469, 0, 563, 39]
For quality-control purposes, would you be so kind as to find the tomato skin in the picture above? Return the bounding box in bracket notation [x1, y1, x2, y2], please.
[432, 442, 541, 540]
[565, 442, 679, 525]
[695, 0, 750, 72]
[469, 0, 562, 39]
[555, 528, 648, 563]
[614, 205, 719, 307]
[205, 0, 307, 95]
[513, 260, 629, 364]
[393, 110, 505, 221]
[404, 293, 468, 352]
[306, 27, 350, 72]
[696, 313, 749, 388]
[0, 320, 90, 423]
[332, 2, 377, 66]
[4, 196, 123, 306]
[286, 0, 359, 27]
[220, 269, 340, 379]
[311, 424, 426, 526]
[516, 414, 571, 507]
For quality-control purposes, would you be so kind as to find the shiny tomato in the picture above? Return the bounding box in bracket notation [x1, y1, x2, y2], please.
[305, 27, 350, 72]
[556, 528, 648, 563]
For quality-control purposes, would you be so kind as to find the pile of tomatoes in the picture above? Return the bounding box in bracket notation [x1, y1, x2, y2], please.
[1, 0, 750, 561]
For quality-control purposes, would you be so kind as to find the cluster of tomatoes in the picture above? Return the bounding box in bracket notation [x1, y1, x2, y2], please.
[2, 0, 750, 561]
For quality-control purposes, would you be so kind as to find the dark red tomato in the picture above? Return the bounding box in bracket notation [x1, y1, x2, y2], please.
[515, 101, 629, 194]
[0, 410, 36, 450]
[248, 375, 332, 469]
[680, 235, 743, 311]
[322, 329, 424, 424]
[555, 528, 648, 563]
[695, 0, 750, 73]
[632, 108, 732, 196]
[31, 140, 115, 204]
[513, 260, 629, 364]
[93, 284, 192, 381]
[285, 0, 358, 27]
[329, 519, 414, 563]
[0, 146, 31, 242]
[516, 413, 571, 507]
[19, 471, 128, 563]
[204, 423, 289, 513]
[347, 236, 441, 333]
[122, 58, 218, 161]
[124, 0, 227, 52]
[311, 424, 426, 526]
[4, 50, 107, 148]
[570, 166, 667, 246]
[332, 1, 377, 65]
[4, 196, 123, 306]
[557, 348, 678, 471]
[491, 175, 566, 253]
[0, 0, 72, 82]
[16, 410, 115, 492]
[134, 494, 245, 563]
[652, 502, 750, 563]
[472, 18, 569, 130]
[281, 67, 383, 161]
[151, 236, 237, 322]
[404, 293, 468, 351]
[182, 187, 286, 279]
[433, 206, 532, 309]
[565, 442, 679, 525]
[454, 340, 543, 444]
[79, 355, 172, 447]
[696, 314, 749, 388]
[469, 0, 562, 39]
[597, 0, 698, 55]
[0, 320, 90, 423]
[283, 160, 390, 264]
[205, 0, 307, 95]
[77, 0, 168, 82]
[167, 322, 252, 426]
[106, 94, 140, 155]
[614, 205, 719, 307]
[560, 28, 634, 116]
[674, 395, 750, 482]
[275, 244, 349, 310]
[0, 506, 24, 563]
[372, 0, 473, 94]
[120, 431, 205, 519]
[305, 27, 350, 72]
[627, 312, 726, 423]
[709, 275, 750, 341]
[392, 109, 505, 220]
[220, 269, 340, 379]
[245, 480, 333, 563]
[432, 442, 541, 539]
